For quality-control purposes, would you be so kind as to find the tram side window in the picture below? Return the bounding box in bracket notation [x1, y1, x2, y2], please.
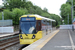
[38, 22, 41, 26]
[42, 20, 46, 24]
[47, 21, 49, 25]
[49, 21, 51, 25]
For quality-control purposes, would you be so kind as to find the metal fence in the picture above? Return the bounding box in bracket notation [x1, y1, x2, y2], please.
[60, 25, 75, 29]
[0, 26, 14, 33]
[0, 20, 12, 26]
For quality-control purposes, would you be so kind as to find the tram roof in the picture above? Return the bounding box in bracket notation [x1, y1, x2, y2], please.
[34, 15, 55, 22]
[21, 14, 55, 22]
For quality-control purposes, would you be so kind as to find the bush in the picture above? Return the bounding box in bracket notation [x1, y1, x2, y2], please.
[3, 9, 12, 20]
[12, 8, 28, 25]
[0, 12, 2, 20]
[56, 25, 60, 28]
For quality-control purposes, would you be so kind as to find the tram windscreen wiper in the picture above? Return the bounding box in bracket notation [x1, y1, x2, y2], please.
[24, 33, 28, 36]
[29, 21, 35, 34]
[21, 29, 28, 36]
[20, 17, 36, 35]
[20, 24, 28, 36]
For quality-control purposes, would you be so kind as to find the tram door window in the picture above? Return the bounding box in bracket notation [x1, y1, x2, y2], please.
[36, 20, 41, 32]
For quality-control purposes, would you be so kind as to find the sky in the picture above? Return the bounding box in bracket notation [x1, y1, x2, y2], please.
[0, 0, 3, 5]
[29, 0, 67, 17]
[0, 0, 67, 17]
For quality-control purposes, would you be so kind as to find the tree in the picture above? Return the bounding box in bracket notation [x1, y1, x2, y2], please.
[3, 9, 12, 20]
[4, 0, 26, 10]
[50, 14, 61, 25]
[60, 4, 71, 24]
[43, 7, 48, 12]
[34, 6, 43, 15]
[25, 1, 33, 10]
[12, 8, 25, 25]
[41, 12, 50, 18]
[0, 12, 2, 20]
[29, 7, 35, 14]
[2, 0, 61, 26]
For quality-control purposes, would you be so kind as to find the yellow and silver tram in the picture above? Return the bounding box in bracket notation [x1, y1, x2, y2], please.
[19, 14, 55, 44]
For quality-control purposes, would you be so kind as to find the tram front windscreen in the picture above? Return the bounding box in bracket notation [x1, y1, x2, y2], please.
[20, 17, 36, 34]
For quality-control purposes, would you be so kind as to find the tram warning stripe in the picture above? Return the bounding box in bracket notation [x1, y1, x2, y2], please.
[34, 30, 59, 50]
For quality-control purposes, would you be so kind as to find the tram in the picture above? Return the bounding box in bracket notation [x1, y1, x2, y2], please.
[19, 14, 55, 44]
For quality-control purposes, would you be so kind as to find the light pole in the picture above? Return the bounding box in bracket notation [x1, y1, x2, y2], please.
[2, 12, 4, 33]
[68, 13, 69, 24]
[72, 0, 73, 23]
[2, 12, 4, 20]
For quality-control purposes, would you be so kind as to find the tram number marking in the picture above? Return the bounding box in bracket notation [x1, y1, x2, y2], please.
[25, 37, 29, 39]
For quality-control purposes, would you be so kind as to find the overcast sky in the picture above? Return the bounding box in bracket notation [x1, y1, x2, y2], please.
[0, 0, 67, 17]
[29, 0, 67, 17]
[0, 0, 3, 5]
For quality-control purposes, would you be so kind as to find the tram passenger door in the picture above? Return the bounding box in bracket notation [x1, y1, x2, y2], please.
[36, 20, 42, 39]
[36, 20, 41, 32]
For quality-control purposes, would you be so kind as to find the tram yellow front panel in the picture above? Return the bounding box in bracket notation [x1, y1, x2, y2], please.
[19, 31, 43, 44]
[35, 31, 42, 39]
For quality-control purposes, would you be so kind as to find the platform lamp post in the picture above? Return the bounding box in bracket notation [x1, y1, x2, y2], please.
[68, 13, 69, 24]
[2, 12, 4, 33]
[68, 0, 73, 23]
[50, 16, 52, 33]
[51, 20, 52, 32]
[67, 0, 73, 23]
[0, 8, 4, 33]
[0, 7, 6, 33]
[71, 0, 73, 24]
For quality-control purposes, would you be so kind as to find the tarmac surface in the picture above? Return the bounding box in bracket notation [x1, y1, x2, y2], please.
[41, 30, 75, 50]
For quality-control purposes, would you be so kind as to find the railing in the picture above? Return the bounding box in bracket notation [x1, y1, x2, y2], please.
[60, 25, 75, 29]
[0, 20, 12, 26]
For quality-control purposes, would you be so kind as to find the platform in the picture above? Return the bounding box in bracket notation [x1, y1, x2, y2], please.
[22, 30, 75, 50]
[0, 31, 19, 37]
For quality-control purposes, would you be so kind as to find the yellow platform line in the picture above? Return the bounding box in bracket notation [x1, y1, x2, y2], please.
[34, 30, 59, 50]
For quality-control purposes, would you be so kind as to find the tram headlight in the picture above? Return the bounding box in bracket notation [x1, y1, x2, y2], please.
[20, 35, 23, 39]
[32, 35, 35, 39]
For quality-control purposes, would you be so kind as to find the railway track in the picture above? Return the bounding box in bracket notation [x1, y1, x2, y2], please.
[0, 34, 29, 50]
[0, 34, 20, 50]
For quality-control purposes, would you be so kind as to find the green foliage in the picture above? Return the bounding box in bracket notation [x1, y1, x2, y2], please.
[66, 0, 75, 5]
[4, 0, 26, 10]
[0, 12, 2, 20]
[12, 8, 25, 25]
[60, 0, 75, 24]
[34, 6, 43, 15]
[3, 9, 12, 20]
[2, 0, 62, 26]
[60, 4, 71, 19]
[50, 14, 61, 25]
[56, 25, 60, 29]
[41, 12, 50, 18]
[29, 7, 36, 14]
[43, 7, 48, 12]
[60, 3, 72, 24]
[1, 8, 28, 25]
